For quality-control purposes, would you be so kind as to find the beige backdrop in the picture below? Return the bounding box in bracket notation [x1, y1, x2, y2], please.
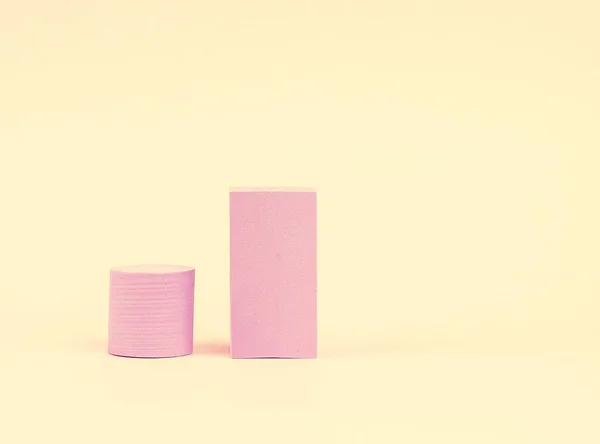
[1, 1, 599, 443]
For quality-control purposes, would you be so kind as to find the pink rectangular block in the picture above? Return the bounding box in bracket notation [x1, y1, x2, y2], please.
[230, 187, 317, 359]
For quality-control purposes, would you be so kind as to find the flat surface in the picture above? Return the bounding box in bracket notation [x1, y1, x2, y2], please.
[3, 322, 600, 444]
[1, 1, 600, 443]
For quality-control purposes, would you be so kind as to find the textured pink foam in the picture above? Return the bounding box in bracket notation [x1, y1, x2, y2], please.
[230, 188, 317, 358]
[108, 265, 195, 358]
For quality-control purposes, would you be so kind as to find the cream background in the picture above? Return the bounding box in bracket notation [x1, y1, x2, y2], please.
[1, 1, 599, 442]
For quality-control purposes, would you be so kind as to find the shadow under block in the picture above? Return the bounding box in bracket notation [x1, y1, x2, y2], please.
[108, 264, 195, 358]
[230, 188, 317, 359]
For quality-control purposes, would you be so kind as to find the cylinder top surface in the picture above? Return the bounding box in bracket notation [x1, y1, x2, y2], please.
[230, 187, 315, 192]
[110, 264, 194, 274]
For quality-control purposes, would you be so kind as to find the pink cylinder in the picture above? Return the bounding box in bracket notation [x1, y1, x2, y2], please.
[230, 187, 317, 359]
[108, 265, 195, 358]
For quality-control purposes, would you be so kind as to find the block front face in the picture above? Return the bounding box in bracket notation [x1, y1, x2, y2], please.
[230, 191, 317, 358]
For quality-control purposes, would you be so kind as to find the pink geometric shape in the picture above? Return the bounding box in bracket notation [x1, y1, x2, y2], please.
[108, 264, 195, 358]
[230, 188, 317, 359]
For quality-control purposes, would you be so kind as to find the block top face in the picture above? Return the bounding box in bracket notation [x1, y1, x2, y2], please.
[230, 187, 315, 193]
[110, 264, 194, 274]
